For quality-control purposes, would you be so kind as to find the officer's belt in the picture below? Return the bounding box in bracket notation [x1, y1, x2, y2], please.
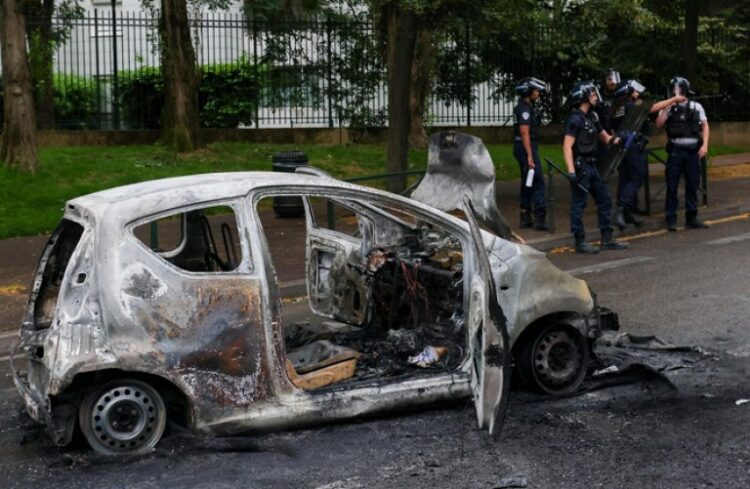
[575, 156, 598, 164]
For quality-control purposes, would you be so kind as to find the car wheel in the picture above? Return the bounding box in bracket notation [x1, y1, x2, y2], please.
[79, 378, 167, 456]
[520, 323, 590, 396]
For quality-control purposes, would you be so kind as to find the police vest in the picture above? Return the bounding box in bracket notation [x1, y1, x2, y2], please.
[573, 112, 598, 156]
[666, 102, 702, 140]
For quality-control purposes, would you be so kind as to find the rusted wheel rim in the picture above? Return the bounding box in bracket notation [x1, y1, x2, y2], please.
[85, 381, 166, 454]
[532, 329, 584, 390]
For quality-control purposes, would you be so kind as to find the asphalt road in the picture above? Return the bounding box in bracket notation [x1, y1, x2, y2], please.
[1, 215, 749, 488]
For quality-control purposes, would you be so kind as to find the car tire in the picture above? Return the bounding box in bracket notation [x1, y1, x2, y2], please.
[79, 378, 167, 456]
[519, 323, 590, 396]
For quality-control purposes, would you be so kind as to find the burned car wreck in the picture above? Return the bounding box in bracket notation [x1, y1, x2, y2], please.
[12, 165, 618, 456]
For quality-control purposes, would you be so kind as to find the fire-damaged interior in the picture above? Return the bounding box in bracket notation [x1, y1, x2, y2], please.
[258, 196, 470, 390]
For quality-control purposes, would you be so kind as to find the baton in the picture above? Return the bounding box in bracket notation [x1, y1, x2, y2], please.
[544, 158, 589, 194]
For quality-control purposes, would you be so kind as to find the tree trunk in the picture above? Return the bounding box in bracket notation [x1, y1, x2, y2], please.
[683, 0, 699, 82]
[1, 0, 39, 173]
[26, 0, 55, 129]
[409, 29, 434, 150]
[384, 4, 418, 193]
[160, 0, 200, 152]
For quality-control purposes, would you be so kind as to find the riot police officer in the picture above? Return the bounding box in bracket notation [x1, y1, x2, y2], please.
[594, 68, 619, 135]
[611, 79, 687, 229]
[513, 77, 549, 231]
[564, 81, 628, 254]
[655, 76, 710, 231]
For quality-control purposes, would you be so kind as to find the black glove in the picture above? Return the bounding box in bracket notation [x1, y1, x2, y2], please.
[567, 172, 578, 183]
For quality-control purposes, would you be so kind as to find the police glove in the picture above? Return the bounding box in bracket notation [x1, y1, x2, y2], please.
[567, 172, 579, 184]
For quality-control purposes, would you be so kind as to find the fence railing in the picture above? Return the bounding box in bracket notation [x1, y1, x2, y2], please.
[8, 10, 750, 131]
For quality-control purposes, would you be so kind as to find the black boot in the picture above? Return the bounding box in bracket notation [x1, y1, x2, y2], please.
[614, 206, 627, 231]
[520, 209, 533, 228]
[534, 213, 550, 231]
[600, 229, 629, 251]
[624, 207, 643, 227]
[575, 236, 599, 254]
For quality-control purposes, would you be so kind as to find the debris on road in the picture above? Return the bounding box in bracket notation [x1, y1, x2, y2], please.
[495, 475, 528, 488]
[735, 399, 749, 406]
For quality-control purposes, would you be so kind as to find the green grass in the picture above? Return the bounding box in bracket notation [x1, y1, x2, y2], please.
[0, 142, 746, 239]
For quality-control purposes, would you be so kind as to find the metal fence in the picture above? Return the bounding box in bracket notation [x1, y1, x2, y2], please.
[13, 11, 750, 130]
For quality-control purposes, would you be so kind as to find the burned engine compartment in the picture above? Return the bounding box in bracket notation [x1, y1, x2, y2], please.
[285, 224, 468, 384]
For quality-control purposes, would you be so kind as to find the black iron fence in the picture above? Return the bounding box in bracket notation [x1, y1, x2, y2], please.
[9, 11, 750, 130]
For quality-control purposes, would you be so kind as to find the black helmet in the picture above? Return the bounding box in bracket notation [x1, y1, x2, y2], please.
[515, 77, 547, 97]
[615, 79, 646, 98]
[569, 81, 601, 106]
[670, 76, 695, 96]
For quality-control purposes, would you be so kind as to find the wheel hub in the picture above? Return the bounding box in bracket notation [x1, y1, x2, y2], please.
[90, 385, 159, 451]
[533, 329, 582, 387]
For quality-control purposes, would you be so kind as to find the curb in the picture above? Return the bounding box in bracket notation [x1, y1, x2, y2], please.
[524, 203, 750, 253]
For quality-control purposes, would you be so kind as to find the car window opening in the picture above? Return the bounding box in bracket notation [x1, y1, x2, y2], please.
[133, 206, 242, 273]
[33, 219, 85, 330]
[257, 195, 466, 391]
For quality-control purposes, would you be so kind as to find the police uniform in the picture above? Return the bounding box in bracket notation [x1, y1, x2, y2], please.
[512, 99, 546, 223]
[565, 108, 613, 240]
[611, 99, 653, 217]
[664, 100, 707, 226]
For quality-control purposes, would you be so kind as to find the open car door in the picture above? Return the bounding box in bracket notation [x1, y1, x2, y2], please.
[463, 197, 511, 437]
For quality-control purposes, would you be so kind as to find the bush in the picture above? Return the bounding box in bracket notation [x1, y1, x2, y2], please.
[117, 62, 263, 130]
[53, 74, 100, 129]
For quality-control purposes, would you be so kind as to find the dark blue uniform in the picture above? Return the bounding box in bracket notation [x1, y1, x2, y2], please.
[611, 99, 652, 212]
[664, 101, 705, 225]
[565, 108, 613, 239]
[512, 99, 546, 218]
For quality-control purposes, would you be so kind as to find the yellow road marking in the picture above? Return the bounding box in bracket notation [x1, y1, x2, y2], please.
[0, 284, 26, 297]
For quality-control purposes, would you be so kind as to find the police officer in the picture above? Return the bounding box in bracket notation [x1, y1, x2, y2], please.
[564, 81, 628, 254]
[594, 68, 619, 135]
[513, 77, 549, 231]
[611, 79, 687, 229]
[655, 76, 710, 231]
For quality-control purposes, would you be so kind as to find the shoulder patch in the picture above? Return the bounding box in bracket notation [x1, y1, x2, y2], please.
[521, 111, 530, 121]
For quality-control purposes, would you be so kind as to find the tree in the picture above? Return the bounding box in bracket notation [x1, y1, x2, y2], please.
[24, 0, 83, 129]
[159, 0, 201, 151]
[1, 0, 39, 173]
[683, 0, 699, 82]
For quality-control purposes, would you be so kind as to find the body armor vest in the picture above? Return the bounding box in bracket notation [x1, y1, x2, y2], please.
[666, 102, 702, 140]
[573, 112, 598, 157]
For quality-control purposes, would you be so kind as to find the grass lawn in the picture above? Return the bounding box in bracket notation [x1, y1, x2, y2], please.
[0, 141, 747, 239]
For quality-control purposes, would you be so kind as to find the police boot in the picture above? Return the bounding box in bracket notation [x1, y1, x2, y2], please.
[520, 209, 533, 228]
[624, 207, 643, 227]
[600, 229, 629, 251]
[534, 213, 550, 232]
[575, 236, 599, 254]
[614, 206, 627, 231]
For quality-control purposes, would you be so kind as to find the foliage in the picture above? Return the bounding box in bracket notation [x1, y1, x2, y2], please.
[53, 74, 99, 129]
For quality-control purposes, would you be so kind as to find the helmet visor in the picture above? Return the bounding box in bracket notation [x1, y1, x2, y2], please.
[606, 70, 621, 84]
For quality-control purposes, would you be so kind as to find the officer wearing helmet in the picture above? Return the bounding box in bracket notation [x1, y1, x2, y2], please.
[655, 76, 710, 231]
[563, 81, 628, 254]
[611, 79, 687, 229]
[594, 68, 620, 134]
[513, 77, 549, 231]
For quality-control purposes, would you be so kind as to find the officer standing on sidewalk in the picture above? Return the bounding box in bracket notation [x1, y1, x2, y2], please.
[655, 76, 710, 231]
[563, 81, 629, 254]
[611, 79, 687, 229]
[513, 77, 549, 231]
[594, 68, 619, 135]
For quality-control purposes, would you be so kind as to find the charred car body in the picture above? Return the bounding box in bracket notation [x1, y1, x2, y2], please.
[12, 169, 617, 455]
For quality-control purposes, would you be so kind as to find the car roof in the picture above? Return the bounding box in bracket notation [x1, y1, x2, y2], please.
[66, 171, 358, 222]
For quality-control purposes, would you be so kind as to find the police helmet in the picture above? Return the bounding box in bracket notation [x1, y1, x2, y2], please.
[569, 81, 601, 106]
[615, 79, 646, 98]
[670, 76, 695, 96]
[515, 77, 547, 97]
[604, 68, 621, 85]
